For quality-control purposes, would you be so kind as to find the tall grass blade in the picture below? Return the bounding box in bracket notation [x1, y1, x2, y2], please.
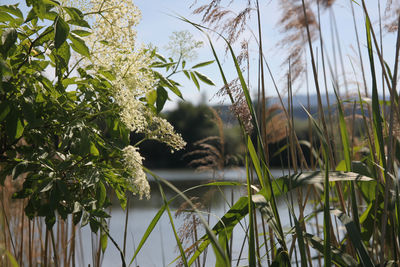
[246, 156, 256, 267]
[333, 89, 361, 231]
[129, 181, 245, 264]
[129, 204, 167, 265]
[293, 215, 308, 267]
[365, 16, 386, 175]
[302, 106, 331, 266]
[332, 210, 374, 267]
[145, 169, 230, 266]
[333, 90, 351, 171]
[4, 250, 19, 267]
[322, 158, 331, 267]
[156, 181, 189, 267]
[187, 196, 248, 266]
[304, 233, 358, 267]
[247, 137, 265, 188]
[247, 136, 286, 251]
[364, 14, 393, 264]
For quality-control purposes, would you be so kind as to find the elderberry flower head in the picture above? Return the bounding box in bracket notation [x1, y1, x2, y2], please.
[122, 146, 150, 199]
[147, 116, 186, 152]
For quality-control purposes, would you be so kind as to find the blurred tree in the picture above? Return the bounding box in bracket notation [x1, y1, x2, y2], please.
[133, 102, 219, 168]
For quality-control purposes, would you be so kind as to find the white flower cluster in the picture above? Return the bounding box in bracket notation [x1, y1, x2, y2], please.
[115, 88, 186, 151]
[148, 116, 186, 152]
[122, 146, 150, 199]
[114, 89, 147, 133]
[62, 0, 188, 198]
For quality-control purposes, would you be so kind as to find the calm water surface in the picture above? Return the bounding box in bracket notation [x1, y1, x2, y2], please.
[78, 168, 304, 266]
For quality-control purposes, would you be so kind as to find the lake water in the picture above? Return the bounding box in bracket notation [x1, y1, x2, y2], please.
[77, 168, 306, 267]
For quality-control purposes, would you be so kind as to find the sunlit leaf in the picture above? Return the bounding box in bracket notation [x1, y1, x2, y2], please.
[1, 28, 17, 56]
[54, 16, 69, 49]
[194, 71, 214, 85]
[0, 4, 23, 19]
[191, 60, 214, 68]
[190, 71, 199, 90]
[90, 142, 99, 156]
[0, 11, 14, 22]
[101, 230, 108, 252]
[71, 29, 91, 37]
[69, 34, 90, 57]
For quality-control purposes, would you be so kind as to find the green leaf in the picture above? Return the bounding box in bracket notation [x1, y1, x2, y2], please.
[0, 102, 10, 121]
[98, 69, 115, 81]
[71, 29, 91, 37]
[29, 0, 46, 19]
[69, 34, 90, 57]
[12, 161, 27, 180]
[366, 16, 387, 174]
[245, 156, 256, 267]
[0, 5, 23, 19]
[166, 81, 183, 99]
[96, 182, 107, 207]
[183, 70, 190, 79]
[151, 62, 176, 68]
[101, 230, 108, 252]
[194, 71, 214, 85]
[1, 28, 17, 57]
[334, 91, 351, 171]
[54, 16, 69, 49]
[280, 171, 373, 184]
[156, 86, 168, 113]
[305, 233, 358, 266]
[43, 11, 57, 21]
[0, 11, 14, 23]
[247, 136, 265, 187]
[90, 142, 99, 156]
[25, 8, 37, 23]
[252, 194, 285, 249]
[5, 110, 24, 140]
[34, 26, 54, 46]
[67, 18, 90, 28]
[4, 250, 19, 267]
[190, 71, 199, 90]
[81, 211, 90, 226]
[271, 248, 290, 267]
[73, 210, 82, 225]
[90, 218, 100, 233]
[91, 209, 111, 218]
[63, 7, 83, 21]
[191, 60, 214, 68]
[332, 210, 374, 267]
[55, 179, 69, 197]
[146, 89, 157, 106]
[154, 71, 183, 99]
[55, 41, 71, 69]
[155, 53, 166, 62]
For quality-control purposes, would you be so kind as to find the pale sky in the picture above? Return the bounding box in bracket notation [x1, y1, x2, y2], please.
[3, 1, 398, 109]
[134, 0, 397, 109]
